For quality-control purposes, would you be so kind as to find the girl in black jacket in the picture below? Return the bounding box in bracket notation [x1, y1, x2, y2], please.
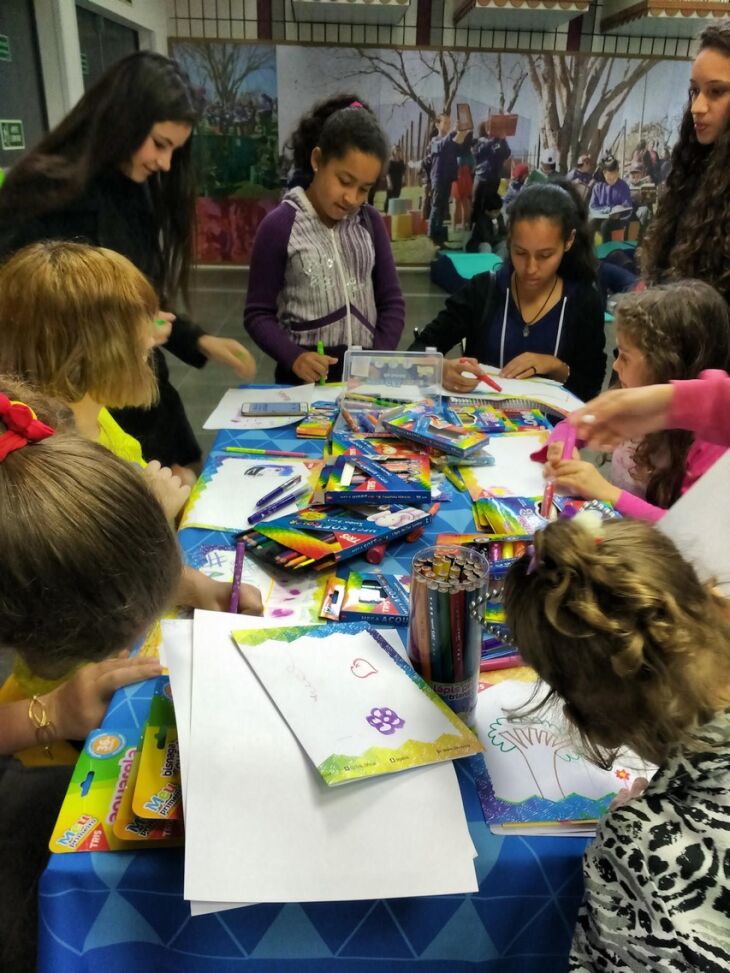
[411, 183, 606, 402]
[0, 52, 256, 470]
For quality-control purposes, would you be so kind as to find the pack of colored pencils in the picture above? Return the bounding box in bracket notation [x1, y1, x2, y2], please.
[323, 454, 431, 505]
[381, 400, 492, 459]
[236, 503, 432, 573]
[320, 571, 411, 625]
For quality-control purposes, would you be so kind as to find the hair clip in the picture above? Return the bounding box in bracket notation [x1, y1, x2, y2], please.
[349, 100, 364, 109]
[0, 395, 55, 463]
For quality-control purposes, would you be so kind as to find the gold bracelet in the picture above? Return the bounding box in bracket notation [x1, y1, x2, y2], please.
[28, 695, 56, 758]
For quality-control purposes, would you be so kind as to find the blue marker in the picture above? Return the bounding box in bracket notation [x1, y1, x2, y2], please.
[254, 474, 302, 508]
[248, 484, 310, 526]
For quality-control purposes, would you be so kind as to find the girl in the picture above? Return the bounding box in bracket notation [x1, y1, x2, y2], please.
[642, 20, 730, 305]
[245, 102, 405, 385]
[0, 377, 179, 970]
[504, 517, 730, 971]
[411, 182, 606, 402]
[546, 281, 730, 522]
[0, 51, 256, 470]
[0, 241, 263, 672]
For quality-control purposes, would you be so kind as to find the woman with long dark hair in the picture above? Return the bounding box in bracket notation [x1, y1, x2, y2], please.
[410, 182, 606, 402]
[642, 19, 730, 305]
[0, 51, 255, 471]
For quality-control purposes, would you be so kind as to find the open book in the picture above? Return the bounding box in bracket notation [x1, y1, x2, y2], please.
[442, 364, 584, 420]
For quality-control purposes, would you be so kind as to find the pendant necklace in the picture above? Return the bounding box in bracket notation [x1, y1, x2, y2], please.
[513, 274, 558, 338]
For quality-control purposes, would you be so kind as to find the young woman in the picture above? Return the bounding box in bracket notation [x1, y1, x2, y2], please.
[411, 182, 606, 402]
[0, 51, 256, 470]
[245, 102, 404, 384]
[544, 281, 730, 522]
[504, 516, 730, 971]
[642, 19, 730, 305]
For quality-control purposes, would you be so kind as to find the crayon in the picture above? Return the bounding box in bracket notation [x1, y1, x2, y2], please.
[365, 543, 387, 565]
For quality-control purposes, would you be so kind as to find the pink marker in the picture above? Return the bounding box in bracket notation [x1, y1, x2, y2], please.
[541, 421, 577, 519]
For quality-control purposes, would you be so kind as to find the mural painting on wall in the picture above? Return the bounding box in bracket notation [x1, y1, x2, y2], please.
[171, 39, 690, 266]
[171, 41, 279, 264]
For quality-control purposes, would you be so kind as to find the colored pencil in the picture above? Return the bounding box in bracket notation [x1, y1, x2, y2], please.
[228, 539, 246, 613]
[224, 446, 309, 458]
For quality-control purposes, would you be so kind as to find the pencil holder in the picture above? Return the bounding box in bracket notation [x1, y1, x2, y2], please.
[407, 545, 489, 728]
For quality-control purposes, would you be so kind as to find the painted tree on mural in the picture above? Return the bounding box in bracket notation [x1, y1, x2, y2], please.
[526, 54, 655, 168]
[488, 54, 529, 115]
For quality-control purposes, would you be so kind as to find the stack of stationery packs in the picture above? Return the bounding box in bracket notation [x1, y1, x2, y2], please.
[162, 613, 482, 914]
[381, 399, 492, 460]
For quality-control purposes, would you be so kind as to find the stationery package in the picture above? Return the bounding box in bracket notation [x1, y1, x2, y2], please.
[323, 454, 431, 505]
[329, 432, 417, 460]
[296, 401, 338, 438]
[237, 502, 432, 573]
[472, 496, 548, 535]
[320, 571, 411, 625]
[381, 400, 491, 459]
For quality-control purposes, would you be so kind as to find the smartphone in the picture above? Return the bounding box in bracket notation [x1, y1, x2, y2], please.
[240, 402, 309, 417]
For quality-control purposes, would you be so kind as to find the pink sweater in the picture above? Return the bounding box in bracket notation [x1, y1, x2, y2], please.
[615, 370, 730, 521]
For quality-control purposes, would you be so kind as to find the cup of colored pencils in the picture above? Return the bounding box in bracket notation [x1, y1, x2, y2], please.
[407, 545, 489, 728]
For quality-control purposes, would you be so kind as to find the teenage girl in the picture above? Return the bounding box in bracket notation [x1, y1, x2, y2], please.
[504, 516, 730, 971]
[410, 182, 606, 402]
[245, 100, 405, 385]
[545, 280, 730, 521]
[642, 19, 730, 305]
[0, 51, 256, 470]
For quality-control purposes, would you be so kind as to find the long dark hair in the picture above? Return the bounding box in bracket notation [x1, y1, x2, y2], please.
[506, 181, 598, 284]
[0, 51, 200, 299]
[642, 20, 730, 303]
[615, 280, 730, 507]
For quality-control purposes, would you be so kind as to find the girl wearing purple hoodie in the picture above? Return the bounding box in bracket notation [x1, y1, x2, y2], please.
[244, 103, 404, 384]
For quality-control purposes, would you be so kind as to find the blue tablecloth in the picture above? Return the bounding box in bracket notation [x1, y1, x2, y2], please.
[39, 418, 587, 972]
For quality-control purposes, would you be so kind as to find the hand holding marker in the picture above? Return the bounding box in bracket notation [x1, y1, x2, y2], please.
[541, 422, 577, 518]
[458, 358, 503, 393]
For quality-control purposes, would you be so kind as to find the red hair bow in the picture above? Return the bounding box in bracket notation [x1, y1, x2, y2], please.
[0, 394, 55, 462]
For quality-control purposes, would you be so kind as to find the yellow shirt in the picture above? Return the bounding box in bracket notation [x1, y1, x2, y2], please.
[10, 408, 147, 698]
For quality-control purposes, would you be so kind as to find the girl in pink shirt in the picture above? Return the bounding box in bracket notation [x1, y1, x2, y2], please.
[546, 280, 730, 522]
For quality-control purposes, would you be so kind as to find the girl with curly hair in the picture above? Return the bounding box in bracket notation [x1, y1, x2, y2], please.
[544, 280, 730, 520]
[504, 516, 730, 971]
[642, 20, 730, 304]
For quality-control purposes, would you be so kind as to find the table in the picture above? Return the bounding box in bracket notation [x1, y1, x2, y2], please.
[39, 418, 587, 972]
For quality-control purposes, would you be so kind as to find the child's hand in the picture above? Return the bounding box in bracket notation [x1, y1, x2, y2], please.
[198, 335, 257, 381]
[570, 385, 674, 450]
[293, 351, 338, 383]
[609, 777, 649, 811]
[545, 454, 620, 505]
[142, 460, 191, 522]
[178, 567, 264, 616]
[47, 653, 162, 741]
[153, 311, 175, 347]
[443, 357, 480, 393]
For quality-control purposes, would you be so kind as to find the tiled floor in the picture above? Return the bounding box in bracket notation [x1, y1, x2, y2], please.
[168, 267, 449, 461]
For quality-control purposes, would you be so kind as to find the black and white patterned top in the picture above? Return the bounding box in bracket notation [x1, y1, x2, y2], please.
[570, 709, 730, 972]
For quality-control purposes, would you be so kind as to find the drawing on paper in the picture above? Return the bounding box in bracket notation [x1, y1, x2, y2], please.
[366, 707, 405, 736]
[487, 716, 579, 802]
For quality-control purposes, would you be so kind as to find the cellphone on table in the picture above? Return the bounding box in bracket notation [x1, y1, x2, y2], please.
[240, 402, 309, 417]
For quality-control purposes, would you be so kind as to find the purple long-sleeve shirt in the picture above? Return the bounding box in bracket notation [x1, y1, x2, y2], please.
[244, 187, 404, 381]
[589, 178, 633, 211]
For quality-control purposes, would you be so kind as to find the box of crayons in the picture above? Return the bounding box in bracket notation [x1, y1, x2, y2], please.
[297, 401, 338, 438]
[320, 571, 411, 625]
[323, 454, 431, 505]
[382, 400, 491, 459]
[238, 503, 432, 573]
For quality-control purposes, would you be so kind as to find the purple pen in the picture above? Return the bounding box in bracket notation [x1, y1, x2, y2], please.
[254, 474, 302, 508]
[228, 539, 246, 614]
[248, 484, 310, 525]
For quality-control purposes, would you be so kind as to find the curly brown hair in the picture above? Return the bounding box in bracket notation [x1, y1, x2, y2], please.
[641, 20, 730, 304]
[504, 518, 730, 767]
[613, 280, 730, 507]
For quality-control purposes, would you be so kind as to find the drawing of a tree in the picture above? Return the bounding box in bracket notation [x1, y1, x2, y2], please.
[488, 716, 579, 802]
[526, 54, 656, 169]
[175, 42, 273, 133]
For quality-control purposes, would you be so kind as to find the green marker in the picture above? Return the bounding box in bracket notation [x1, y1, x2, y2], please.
[316, 340, 326, 385]
[155, 318, 167, 327]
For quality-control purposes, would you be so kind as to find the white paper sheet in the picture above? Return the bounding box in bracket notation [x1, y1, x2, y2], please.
[657, 449, 730, 593]
[445, 366, 583, 417]
[179, 457, 319, 532]
[462, 432, 548, 498]
[204, 386, 315, 430]
[184, 610, 477, 906]
[235, 627, 481, 785]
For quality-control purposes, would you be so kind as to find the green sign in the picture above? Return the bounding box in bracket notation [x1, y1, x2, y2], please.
[0, 120, 25, 151]
[80, 52, 89, 75]
[0, 35, 10, 62]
